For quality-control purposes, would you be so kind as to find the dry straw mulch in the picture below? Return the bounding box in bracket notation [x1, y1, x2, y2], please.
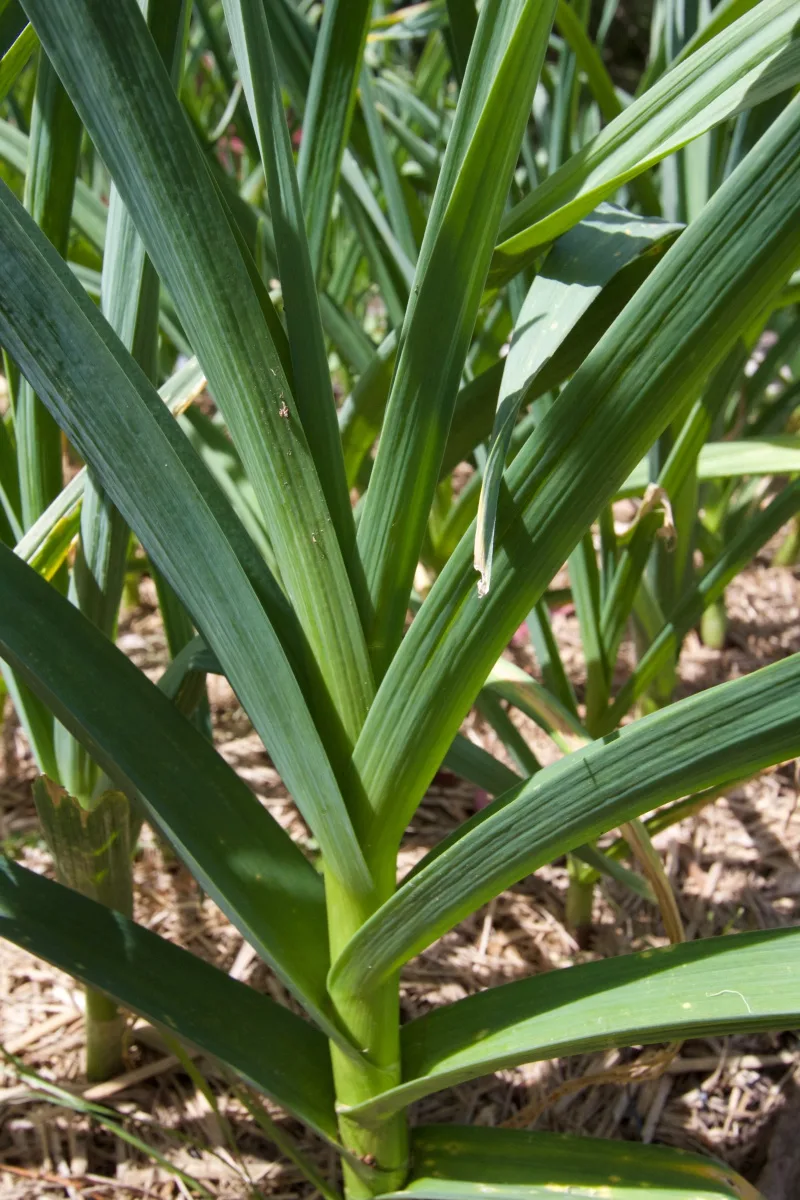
[1, 548, 799, 1199]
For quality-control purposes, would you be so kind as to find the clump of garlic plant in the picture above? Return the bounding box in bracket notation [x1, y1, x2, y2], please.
[0, 1, 800, 1197]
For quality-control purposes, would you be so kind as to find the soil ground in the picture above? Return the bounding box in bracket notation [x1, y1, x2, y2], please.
[1, 542, 799, 1199]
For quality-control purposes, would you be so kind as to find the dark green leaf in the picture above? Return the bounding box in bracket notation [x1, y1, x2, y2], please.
[334, 652, 800, 995]
[0, 857, 338, 1139]
[382, 1124, 759, 1199]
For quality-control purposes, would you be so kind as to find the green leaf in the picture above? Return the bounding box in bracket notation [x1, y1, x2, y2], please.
[374, 101, 441, 188]
[53, 0, 189, 806]
[572, 840, 655, 903]
[0, 541, 342, 1038]
[351, 85, 800, 864]
[332, 651, 800, 996]
[382, 1124, 760, 1199]
[666, 0, 764, 77]
[474, 690, 540, 777]
[222, 0, 356, 576]
[0, 117, 125, 255]
[179, 406, 276, 571]
[604, 477, 800, 729]
[475, 204, 682, 594]
[371, 1, 447, 42]
[439, 231, 683, 488]
[14, 486, 78, 579]
[526, 597, 578, 717]
[339, 330, 398, 490]
[4, 50, 82, 782]
[0, 19, 36, 102]
[341, 149, 417, 296]
[483, 657, 586, 752]
[601, 343, 749, 664]
[491, 0, 800, 286]
[554, 0, 621, 123]
[445, 0, 477, 81]
[22, 0, 375, 751]
[363, 929, 799, 1124]
[360, 67, 418, 262]
[442, 733, 520, 797]
[0, 857, 338, 1140]
[296, 0, 372, 276]
[262, 0, 314, 111]
[15, 52, 79, 529]
[0, 400, 22, 544]
[568, 531, 611, 732]
[438, 362, 503, 480]
[0, 180, 372, 899]
[621, 436, 800, 493]
[13, 357, 206, 581]
[357, 0, 558, 679]
[0, 0, 26, 56]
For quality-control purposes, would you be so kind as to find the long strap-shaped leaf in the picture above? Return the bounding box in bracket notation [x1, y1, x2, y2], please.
[0, 180, 372, 898]
[295, 0, 372, 277]
[360, 66, 418, 263]
[600, 344, 748, 665]
[14, 358, 206, 582]
[3, 50, 82, 784]
[622, 437, 800, 492]
[552, 2, 660, 222]
[350, 928, 800, 1122]
[221, 0, 357, 592]
[262, 0, 314, 110]
[437, 229, 679, 488]
[491, 0, 800, 287]
[604, 477, 800, 730]
[0, 18, 35, 101]
[352, 87, 800, 863]
[357, 0, 558, 678]
[382, 1124, 759, 1199]
[14, 51, 79, 529]
[20, 0, 374, 749]
[0, 542, 344, 1039]
[475, 204, 682, 595]
[332, 651, 800, 996]
[0, 116, 106, 254]
[54, 0, 188, 803]
[0, 858, 338, 1140]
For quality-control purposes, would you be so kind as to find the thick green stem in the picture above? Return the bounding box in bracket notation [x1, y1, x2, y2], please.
[32, 779, 132, 1081]
[85, 986, 126, 1082]
[566, 853, 594, 949]
[700, 593, 728, 650]
[326, 866, 408, 1198]
[773, 515, 800, 566]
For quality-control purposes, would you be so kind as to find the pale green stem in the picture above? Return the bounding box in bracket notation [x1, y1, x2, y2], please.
[85, 987, 127, 1083]
[700, 593, 728, 650]
[326, 864, 408, 1198]
[565, 854, 594, 949]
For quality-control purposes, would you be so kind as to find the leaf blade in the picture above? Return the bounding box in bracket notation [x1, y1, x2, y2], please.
[382, 1123, 760, 1199]
[357, 0, 558, 677]
[475, 204, 682, 594]
[0, 541, 340, 1038]
[21, 0, 375, 749]
[0, 857, 338, 1139]
[296, 0, 373, 276]
[222, 0, 357, 579]
[492, 0, 800, 285]
[334, 651, 800, 995]
[0, 178, 372, 898]
[353, 87, 800, 861]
